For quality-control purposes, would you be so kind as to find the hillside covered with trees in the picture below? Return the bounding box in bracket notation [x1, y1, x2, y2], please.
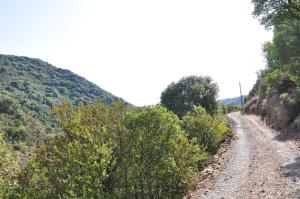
[0, 55, 130, 152]
[0, 55, 130, 124]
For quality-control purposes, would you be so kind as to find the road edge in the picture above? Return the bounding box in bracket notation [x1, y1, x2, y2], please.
[185, 112, 238, 198]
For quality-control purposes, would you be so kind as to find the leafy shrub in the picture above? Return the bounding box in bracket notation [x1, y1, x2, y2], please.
[13, 101, 206, 199]
[0, 136, 20, 197]
[119, 106, 206, 198]
[0, 96, 18, 115]
[5, 127, 28, 142]
[181, 106, 228, 154]
[264, 70, 297, 93]
[14, 101, 123, 198]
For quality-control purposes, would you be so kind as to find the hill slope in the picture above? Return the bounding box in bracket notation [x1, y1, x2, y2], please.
[218, 96, 245, 105]
[0, 54, 130, 150]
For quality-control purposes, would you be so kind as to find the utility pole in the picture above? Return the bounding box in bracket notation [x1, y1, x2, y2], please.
[239, 82, 244, 111]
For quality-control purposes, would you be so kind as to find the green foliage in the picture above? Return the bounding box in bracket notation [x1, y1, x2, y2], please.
[161, 76, 219, 118]
[218, 105, 228, 115]
[0, 55, 130, 130]
[0, 56, 229, 198]
[0, 136, 20, 197]
[181, 106, 228, 154]
[0, 54, 131, 153]
[0, 96, 18, 115]
[257, 20, 300, 93]
[262, 70, 296, 93]
[14, 101, 125, 198]
[252, 0, 300, 27]
[120, 106, 206, 198]
[13, 101, 205, 198]
[249, 3, 300, 97]
[248, 70, 265, 99]
[6, 127, 28, 142]
[0, 95, 48, 152]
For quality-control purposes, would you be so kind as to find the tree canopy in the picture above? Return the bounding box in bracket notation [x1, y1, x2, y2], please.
[249, 0, 300, 96]
[160, 76, 219, 118]
[252, 0, 300, 27]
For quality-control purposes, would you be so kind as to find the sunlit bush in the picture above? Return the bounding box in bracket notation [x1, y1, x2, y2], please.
[13, 101, 206, 198]
[0, 136, 20, 197]
[181, 106, 228, 154]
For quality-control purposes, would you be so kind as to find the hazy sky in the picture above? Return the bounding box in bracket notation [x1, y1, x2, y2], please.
[0, 0, 272, 106]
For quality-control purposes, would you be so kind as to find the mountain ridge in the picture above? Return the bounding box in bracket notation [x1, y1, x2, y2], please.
[218, 96, 246, 105]
[0, 54, 131, 150]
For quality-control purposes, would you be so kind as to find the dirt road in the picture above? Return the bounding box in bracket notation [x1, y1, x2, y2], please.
[189, 112, 300, 199]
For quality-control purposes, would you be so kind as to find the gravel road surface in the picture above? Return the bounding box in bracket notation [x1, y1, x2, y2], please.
[189, 112, 300, 199]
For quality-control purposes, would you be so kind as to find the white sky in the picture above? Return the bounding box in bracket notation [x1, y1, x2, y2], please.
[0, 0, 272, 106]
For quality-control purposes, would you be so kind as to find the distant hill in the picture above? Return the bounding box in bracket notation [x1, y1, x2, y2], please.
[0, 54, 131, 151]
[218, 96, 246, 105]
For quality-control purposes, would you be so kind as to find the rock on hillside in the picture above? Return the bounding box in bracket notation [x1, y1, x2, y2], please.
[245, 89, 300, 135]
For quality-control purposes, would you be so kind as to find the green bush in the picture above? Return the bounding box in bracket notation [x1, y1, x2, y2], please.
[13, 101, 122, 199]
[0, 96, 18, 115]
[263, 70, 297, 93]
[5, 127, 28, 142]
[13, 101, 206, 198]
[119, 106, 206, 198]
[181, 106, 228, 154]
[248, 10, 300, 98]
[0, 136, 20, 197]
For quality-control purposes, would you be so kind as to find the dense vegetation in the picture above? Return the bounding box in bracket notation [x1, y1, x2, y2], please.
[161, 76, 219, 117]
[10, 99, 227, 198]
[0, 59, 229, 198]
[181, 106, 228, 154]
[0, 95, 48, 152]
[252, 0, 300, 28]
[0, 55, 130, 151]
[249, 0, 300, 96]
[11, 101, 204, 198]
[0, 55, 129, 126]
[0, 135, 20, 198]
[245, 1, 300, 133]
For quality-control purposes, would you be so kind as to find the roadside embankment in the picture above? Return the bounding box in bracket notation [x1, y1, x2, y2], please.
[245, 89, 300, 138]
